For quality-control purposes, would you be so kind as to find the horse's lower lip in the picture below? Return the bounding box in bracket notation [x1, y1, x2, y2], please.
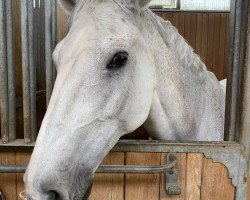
[82, 184, 93, 200]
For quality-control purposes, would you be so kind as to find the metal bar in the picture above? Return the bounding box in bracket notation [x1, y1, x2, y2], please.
[97, 158, 177, 173]
[0, 0, 9, 143]
[51, 0, 57, 84]
[240, 0, 250, 161]
[0, 165, 26, 173]
[28, 0, 37, 141]
[224, 0, 236, 141]
[0, 156, 177, 174]
[0, 139, 241, 153]
[225, 0, 244, 141]
[21, 0, 31, 143]
[39, 0, 46, 90]
[5, 0, 16, 142]
[44, 0, 53, 106]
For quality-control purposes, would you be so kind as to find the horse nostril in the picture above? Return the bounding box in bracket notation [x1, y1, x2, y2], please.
[48, 190, 60, 199]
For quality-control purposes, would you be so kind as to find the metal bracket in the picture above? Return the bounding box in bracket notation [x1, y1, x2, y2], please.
[203, 152, 248, 200]
[0, 191, 4, 200]
[165, 154, 181, 195]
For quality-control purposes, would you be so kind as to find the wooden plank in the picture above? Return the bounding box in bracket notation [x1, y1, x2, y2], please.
[212, 14, 221, 80]
[177, 13, 185, 37]
[160, 153, 186, 200]
[218, 14, 227, 80]
[155, 12, 163, 19]
[172, 13, 179, 28]
[13, 0, 24, 139]
[89, 152, 124, 200]
[190, 13, 197, 51]
[0, 152, 16, 200]
[13, 0, 22, 98]
[184, 13, 191, 44]
[185, 153, 203, 200]
[201, 13, 209, 65]
[16, 152, 31, 200]
[200, 157, 235, 200]
[164, 13, 173, 24]
[224, 14, 230, 78]
[196, 13, 203, 56]
[125, 153, 161, 200]
[206, 14, 215, 72]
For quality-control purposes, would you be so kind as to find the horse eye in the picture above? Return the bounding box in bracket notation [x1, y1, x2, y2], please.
[107, 52, 128, 69]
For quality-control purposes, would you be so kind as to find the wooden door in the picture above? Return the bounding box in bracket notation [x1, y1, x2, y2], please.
[0, 152, 235, 200]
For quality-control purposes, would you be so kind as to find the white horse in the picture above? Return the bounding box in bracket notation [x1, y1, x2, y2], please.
[24, 0, 226, 199]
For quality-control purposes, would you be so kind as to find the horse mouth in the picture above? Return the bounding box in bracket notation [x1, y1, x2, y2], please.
[82, 184, 93, 200]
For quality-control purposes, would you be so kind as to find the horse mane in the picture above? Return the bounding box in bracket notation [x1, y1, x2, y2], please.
[146, 9, 207, 76]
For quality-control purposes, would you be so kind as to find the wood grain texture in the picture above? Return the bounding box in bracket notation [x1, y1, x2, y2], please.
[0, 152, 16, 200]
[196, 13, 203, 56]
[201, 13, 209, 66]
[212, 14, 221, 79]
[125, 153, 161, 200]
[224, 14, 230, 77]
[206, 14, 215, 73]
[160, 153, 186, 200]
[184, 13, 191, 43]
[13, 0, 22, 98]
[89, 153, 124, 200]
[16, 152, 31, 200]
[0, 153, 238, 200]
[185, 153, 203, 200]
[190, 13, 197, 50]
[218, 14, 227, 80]
[200, 157, 235, 200]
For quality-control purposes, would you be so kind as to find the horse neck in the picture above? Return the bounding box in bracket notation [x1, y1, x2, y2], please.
[145, 9, 208, 78]
[143, 11, 225, 141]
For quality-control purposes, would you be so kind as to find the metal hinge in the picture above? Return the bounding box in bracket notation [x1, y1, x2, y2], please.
[165, 154, 181, 195]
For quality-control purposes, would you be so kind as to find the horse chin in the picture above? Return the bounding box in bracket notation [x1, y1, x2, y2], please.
[82, 184, 93, 200]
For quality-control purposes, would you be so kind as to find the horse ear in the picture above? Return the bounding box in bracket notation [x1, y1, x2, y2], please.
[58, 0, 78, 13]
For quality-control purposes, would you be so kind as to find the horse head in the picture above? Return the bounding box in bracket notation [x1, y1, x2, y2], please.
[24, 0, 156, 199]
